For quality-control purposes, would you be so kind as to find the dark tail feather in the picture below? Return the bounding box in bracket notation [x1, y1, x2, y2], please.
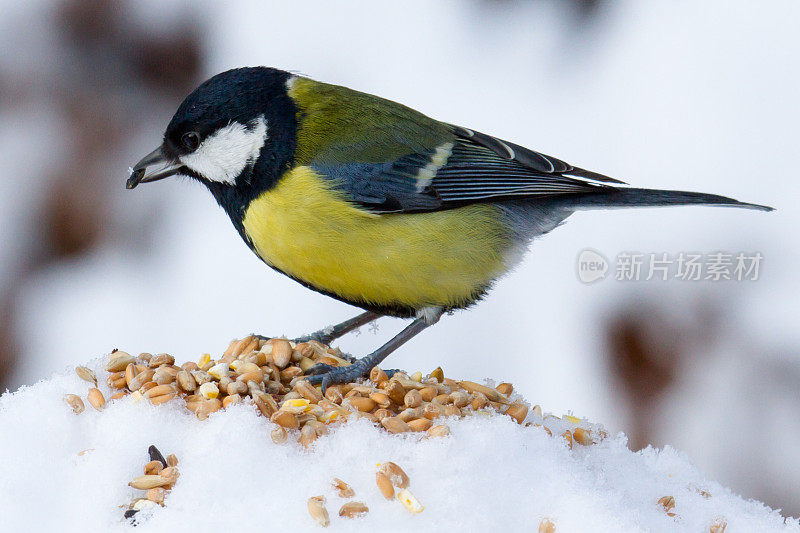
[555, 187, 773, 212]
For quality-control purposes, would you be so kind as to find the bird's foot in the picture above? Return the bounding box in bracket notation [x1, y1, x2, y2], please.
[253, 332, 333, 345]
[304, 358, 402, 393]
[305, 360, 368, 393]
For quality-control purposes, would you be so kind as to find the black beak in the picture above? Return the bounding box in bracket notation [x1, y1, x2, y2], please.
[126, 147, 183, 189]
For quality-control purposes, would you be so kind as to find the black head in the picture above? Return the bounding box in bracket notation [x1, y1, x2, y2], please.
[127, 67, 298, 210]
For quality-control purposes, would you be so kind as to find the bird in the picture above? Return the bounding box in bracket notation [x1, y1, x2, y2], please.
[127, 66, 772, 391]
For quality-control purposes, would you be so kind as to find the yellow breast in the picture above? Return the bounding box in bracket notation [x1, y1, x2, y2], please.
[242, 166, 512, 310]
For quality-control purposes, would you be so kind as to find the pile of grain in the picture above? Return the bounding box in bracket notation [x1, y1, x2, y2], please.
[66, 335, 602, 450]
[63, 335, 618, 529]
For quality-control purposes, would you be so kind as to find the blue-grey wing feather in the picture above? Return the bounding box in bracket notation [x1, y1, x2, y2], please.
[312, 151, 443, 212]
[310, 124, 624, 213]
[448, 125, 625, 185]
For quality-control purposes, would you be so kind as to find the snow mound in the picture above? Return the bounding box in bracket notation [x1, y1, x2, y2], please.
[1, 359, 797, 533]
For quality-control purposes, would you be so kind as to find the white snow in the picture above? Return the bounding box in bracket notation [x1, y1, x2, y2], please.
[1, 358, 796, 532]
[1, 0, 799, 520]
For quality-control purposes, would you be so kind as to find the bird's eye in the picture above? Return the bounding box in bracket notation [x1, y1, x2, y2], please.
[181, 131, 201, 152]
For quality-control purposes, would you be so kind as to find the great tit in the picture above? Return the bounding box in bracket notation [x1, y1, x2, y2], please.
[127, 66, 771, 390]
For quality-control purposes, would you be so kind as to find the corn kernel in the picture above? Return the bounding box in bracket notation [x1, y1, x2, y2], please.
[198, 353, 211, 367]
[397, 488, 424, 513]
[208, 362, 230, 380]
[563, 414, 581, 424]
[283, 398, 311, 409]
[199, 382, 219, 399]
[320, 410, 340, 424]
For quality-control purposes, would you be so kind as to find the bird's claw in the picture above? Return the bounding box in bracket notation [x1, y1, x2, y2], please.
[305, 360, 369, 394]
[304, 362, 337, 376]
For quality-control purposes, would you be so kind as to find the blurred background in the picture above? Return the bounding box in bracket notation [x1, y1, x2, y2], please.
[1, 0, 798, 517]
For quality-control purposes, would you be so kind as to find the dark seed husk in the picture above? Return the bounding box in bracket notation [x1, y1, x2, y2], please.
[148, 445, 167, 467]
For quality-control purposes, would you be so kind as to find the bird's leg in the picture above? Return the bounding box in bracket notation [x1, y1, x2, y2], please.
[305, 308, 444, 393]
[253, 311, 381, 347]
[299, 311, 382, 345]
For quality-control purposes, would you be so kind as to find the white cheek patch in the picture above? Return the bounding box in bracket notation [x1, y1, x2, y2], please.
[180, 115, 268, 185]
